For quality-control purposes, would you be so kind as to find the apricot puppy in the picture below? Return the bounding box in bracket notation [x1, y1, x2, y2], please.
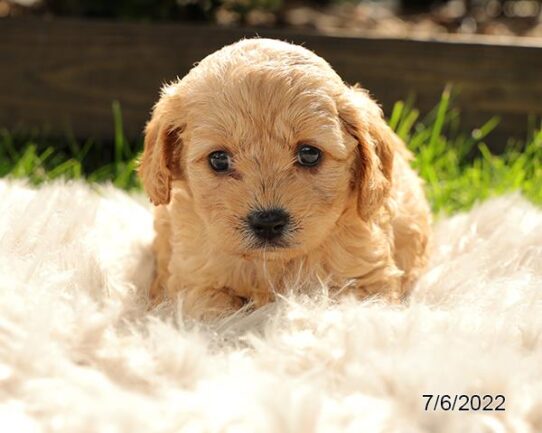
[139, 38, 431, 319]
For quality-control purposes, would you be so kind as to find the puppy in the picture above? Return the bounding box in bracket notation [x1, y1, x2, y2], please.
[139, 38, 431, 319]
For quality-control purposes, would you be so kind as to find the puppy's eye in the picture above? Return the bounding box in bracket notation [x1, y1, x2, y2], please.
[208, 150, 231, 172]
[297, 145, 321, 167]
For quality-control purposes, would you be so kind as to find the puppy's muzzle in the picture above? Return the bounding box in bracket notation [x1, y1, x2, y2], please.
[247, 209, 290, 242]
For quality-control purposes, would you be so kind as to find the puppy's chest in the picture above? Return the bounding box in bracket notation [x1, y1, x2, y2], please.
[173, 250, 344, 303]
[178, 254, 304, 293]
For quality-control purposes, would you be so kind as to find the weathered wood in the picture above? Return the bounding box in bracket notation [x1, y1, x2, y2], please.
[1, 17, 541, 147]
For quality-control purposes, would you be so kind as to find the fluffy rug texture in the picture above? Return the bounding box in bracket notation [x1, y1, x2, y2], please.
[0, 179, 541, 433]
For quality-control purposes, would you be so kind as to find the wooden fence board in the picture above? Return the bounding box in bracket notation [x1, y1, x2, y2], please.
[1, 17, 541, 148]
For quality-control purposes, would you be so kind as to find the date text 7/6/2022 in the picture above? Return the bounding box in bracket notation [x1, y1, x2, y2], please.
[423, 394, 505, 411]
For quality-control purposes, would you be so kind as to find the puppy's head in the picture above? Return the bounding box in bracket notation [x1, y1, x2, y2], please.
[139, 39, 395, 259]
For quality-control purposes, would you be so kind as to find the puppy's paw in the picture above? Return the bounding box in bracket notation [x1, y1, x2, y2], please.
[334, 274, 403, 303]
[181, 287, 248, 321]
[148, 275, 166, 306]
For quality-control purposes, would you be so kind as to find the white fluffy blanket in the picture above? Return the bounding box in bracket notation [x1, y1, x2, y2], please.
[0, 180, 541, 433]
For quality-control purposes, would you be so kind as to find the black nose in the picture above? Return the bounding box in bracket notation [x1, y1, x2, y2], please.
[247, 209, 289, 241]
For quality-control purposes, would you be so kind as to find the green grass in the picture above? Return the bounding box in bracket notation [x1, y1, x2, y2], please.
[390, 87, 542, 214]
[1, 93, 541, 214]
[0, 102, 140, 191]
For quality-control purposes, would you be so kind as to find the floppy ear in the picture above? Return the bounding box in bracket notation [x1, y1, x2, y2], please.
[338, 85, 396, 220]
[138, 107, 183, 206]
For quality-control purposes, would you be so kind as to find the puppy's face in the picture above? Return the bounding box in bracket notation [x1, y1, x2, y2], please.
[140, 40, 394, 260]
[183, 76, 356, 258]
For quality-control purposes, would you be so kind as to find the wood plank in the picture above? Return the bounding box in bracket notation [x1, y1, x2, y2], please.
[1, 17, 541, 148]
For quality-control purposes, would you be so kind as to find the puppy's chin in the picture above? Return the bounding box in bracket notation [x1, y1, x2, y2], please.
[239, 245, 305, 262]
